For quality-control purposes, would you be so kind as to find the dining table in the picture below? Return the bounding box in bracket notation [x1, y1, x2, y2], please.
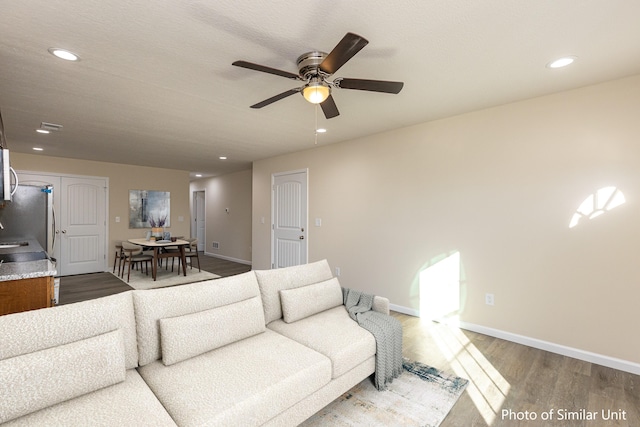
[127, 238, 190, 281]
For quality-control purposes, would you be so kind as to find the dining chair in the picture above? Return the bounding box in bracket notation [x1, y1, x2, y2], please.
[113, 243, 124, 274]
[161, 245, 182, 273]
[120, 241, 153, 282]
[183, 238, 201, 272]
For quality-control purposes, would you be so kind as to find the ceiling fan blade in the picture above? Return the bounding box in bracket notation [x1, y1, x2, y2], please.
[319, 33, 369, 75]
[337, 78, 404, 94]
[232, 61, 300, 80]
[320, 95, 340, 119]
[0, 109, 6, 148]
[250, 88, 301, 109]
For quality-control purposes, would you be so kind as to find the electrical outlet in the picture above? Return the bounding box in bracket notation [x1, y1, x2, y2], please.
[335, 267, 341, 277]
[485, 293, 494, 306]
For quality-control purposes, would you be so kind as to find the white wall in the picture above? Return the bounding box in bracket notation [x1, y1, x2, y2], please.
[253, 74, 640, 367]
[190, 168, 252, 264]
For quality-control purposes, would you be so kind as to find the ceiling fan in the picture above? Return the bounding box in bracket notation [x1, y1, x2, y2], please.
[232, 32, 404, 119]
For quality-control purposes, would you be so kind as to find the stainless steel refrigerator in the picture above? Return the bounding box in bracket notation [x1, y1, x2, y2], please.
[0, 183, 55, 257]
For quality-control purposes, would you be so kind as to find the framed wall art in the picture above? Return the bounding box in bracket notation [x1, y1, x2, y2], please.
[129, 190, 170, 228]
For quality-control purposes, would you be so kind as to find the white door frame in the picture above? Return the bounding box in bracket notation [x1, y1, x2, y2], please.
[191, 190, 206, 252]
[271, 169, 308, 269]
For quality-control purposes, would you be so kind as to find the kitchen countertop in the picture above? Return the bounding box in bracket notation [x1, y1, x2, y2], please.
[0, 238, 57, 281]
[0, 259, 57, 282]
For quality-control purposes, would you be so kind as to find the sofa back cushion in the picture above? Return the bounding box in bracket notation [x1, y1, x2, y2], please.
[133, 271, 265, 366]
[0, 291, 138, 369]
[254, 259, 334, 324]
[280, 277, 343, 323]
[0, 329, 126, 424]
[159, 296, 265, 365]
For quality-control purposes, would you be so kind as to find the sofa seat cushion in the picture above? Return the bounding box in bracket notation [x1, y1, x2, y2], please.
[2, 370, 177, 427]
[137, 329, 331, 427]
[268, 306, 376, 379]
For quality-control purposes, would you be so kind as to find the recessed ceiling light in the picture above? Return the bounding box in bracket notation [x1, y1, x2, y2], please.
[219, 156, 227, 160]
[195, 174, 202, 177]
[547, 56, 577, 69]
[33, 147, 44, 151]
[48, 48, 80, 61]
[316, 128, 327, 133]
[36, 129, 50, 134]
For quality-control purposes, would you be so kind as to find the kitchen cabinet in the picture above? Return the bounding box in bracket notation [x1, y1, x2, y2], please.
[0, 275, 54, 315]
[0, 257, 57, 316]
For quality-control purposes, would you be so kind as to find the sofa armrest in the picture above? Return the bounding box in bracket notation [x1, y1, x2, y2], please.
[372, 296, 390, 315]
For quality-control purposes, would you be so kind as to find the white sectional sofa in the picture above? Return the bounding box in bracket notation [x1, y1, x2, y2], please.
[0, 260, 391, 426]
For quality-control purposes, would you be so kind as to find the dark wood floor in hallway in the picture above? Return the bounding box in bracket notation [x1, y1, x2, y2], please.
[58, 254, 251, 305]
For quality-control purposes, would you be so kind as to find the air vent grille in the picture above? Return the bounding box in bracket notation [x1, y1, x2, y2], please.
[212, 241, 220, 249]
[40, 122, 63, 132]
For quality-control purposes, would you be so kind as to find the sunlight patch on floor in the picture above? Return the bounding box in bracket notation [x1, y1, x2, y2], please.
[431, 324, 510, 425]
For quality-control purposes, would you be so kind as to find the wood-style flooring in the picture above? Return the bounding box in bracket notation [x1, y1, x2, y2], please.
[59, 258, 638, 426]
[394, 313, 639, 427]
[58, 253, 251, 305]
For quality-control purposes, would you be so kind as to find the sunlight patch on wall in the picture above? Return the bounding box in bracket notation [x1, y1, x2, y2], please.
[419, 251, 460, 322]
[431, 324, 510, 425]
[569, 186, 625, 228]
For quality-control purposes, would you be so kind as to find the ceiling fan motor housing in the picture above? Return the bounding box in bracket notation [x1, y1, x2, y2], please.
[296, 51, 328, 79]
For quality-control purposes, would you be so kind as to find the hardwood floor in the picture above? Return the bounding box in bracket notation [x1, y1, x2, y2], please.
[394, 312, 639, 427]
[59, 262, 638, 426]
[58, 253, 251, 305]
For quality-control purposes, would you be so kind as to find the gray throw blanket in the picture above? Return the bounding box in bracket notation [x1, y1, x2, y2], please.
[342, 288, 403, 390]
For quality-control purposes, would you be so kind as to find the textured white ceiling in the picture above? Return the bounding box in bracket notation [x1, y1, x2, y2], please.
[1, 1, 640, 179]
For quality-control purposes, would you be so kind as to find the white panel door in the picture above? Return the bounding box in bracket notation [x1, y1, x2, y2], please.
[59, 177, 107, 275]
[272, 170, 307, 268]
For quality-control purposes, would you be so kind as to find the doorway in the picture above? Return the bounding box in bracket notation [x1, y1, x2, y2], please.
[192, 190, 205, 251]
[271, 169, 308, 268]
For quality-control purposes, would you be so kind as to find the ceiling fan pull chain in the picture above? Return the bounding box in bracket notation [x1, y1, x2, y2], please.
[314, 104, 318, 145]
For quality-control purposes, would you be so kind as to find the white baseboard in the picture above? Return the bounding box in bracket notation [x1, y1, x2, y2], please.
[202, 252, 252, 266]
[390, 303, 420, 317]
[390, 304, 640, 376]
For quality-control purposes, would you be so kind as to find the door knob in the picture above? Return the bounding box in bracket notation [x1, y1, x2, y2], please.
[299, 236, 304, 240]
[61, 230, 67, 234]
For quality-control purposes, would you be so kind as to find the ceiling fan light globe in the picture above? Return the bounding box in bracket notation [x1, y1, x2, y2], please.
[303, 84, 330, 104]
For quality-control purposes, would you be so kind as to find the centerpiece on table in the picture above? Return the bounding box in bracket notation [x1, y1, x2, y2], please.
[149, 215, 167, 240]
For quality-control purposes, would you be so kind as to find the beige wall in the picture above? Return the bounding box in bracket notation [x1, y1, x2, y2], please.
[253, 74, 640, 365]
[190, 169, 252, 263]
[12, 153, 191, 268]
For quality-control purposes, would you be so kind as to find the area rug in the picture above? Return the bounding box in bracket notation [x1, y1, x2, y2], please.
[300, 359, 468, 427]
[111, 267, 220, 290]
